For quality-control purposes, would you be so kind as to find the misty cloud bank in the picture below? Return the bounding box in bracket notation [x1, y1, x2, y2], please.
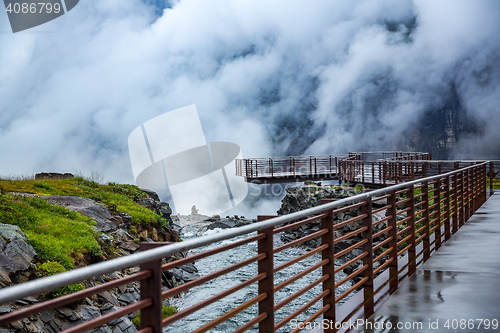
[1, 0, 499, 185]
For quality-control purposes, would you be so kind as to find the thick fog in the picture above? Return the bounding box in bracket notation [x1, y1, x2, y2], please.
[1, 0, 499, 185]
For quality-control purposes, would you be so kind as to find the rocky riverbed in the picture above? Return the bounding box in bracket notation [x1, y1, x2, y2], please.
[276, 182, 391, 278]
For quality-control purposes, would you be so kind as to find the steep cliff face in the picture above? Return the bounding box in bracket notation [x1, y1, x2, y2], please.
[403, 85, 481, 159]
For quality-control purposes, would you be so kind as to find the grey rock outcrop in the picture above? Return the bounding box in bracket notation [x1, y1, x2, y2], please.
[0, 224, 36, 286]
[276, 183, 387, 251]
[40, 196, 119, 233]
[137, 189, 172, 222]
[34, 173, 74, 180]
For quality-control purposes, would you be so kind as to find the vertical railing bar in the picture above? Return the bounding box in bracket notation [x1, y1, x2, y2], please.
[407, 184, 417, 275]
[387, 190, 398, 293]
[139, 243, 163, 333]
[320, 200, 336, 332]
[465, 169, 470, 224]
[444, 176, 451, 242]
[459, 171, 465, 228]
[452, 173, 458, 234]
[472, 166, 476, 213]
[490, 161, 494, 196]
[422, 181, 430, 261]
[435, 178, 442, 249]
[257, 216, 275, 333]
[362, 197, 374, 317]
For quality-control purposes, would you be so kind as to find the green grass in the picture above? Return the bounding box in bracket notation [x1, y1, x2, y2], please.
[486, 178, 500, 190]
[132, 305, 178, 328]
[36, 261, 84, 298]
[0, 177, 166, 225]
[0, 177, 168, 269]
[0, 193, 100, 269]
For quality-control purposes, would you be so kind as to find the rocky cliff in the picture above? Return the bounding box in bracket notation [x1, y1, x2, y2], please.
[0, 174, 189, 333]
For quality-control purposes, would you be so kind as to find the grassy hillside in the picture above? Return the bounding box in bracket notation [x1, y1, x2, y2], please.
[0, 176, 170, 271]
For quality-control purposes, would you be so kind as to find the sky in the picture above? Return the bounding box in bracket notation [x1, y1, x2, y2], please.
[1, 0, 499, 188]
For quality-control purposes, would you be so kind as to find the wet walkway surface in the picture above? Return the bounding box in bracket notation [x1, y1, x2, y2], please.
[354, 191, 500, 332]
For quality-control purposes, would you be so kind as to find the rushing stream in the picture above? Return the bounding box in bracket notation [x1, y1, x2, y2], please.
[164, 221, 353, 333]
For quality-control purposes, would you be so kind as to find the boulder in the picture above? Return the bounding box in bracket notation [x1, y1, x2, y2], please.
[136, 190, 172, 221]
[0, 224, 36, 285]
[276, 184, 388, 250]
[34, 173, 74, 180]
[39, 196, 119, 232]
[139, 188, 160, 202]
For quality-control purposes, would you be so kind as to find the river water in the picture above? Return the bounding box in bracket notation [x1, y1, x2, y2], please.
[164, 221, 353, 333]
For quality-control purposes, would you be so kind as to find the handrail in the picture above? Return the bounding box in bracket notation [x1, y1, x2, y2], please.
[0, 161, 488, 304]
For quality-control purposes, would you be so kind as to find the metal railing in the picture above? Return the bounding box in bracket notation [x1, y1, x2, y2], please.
[235, 152, 432, 184]
[235, 154, 349, 180]
[0, 161, 493, 333]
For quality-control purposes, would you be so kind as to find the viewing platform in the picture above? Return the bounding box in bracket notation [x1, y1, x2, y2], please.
[235, 152, 486, 186]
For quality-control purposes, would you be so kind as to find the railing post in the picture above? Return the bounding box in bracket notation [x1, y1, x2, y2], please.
[361, 197, 374, 317]
[459, 171, 465, 228]
[139, 243, 164, 333]
[387, 190, 398, 293]
[422, 181, 430, 261]
[465, 169, 470, 223]
[483, 162, 493, 202]
[478, 164, 483, 209]
[372, 161, 375, 184]
[476, 165, 480, 210]
[472, 166, 477, 213]
[435, 179, 442, 250]
[452, 173, 459, 233]
[257, 216, 275, 333]
[478, 164, 482, 204]
[320, 200, 336, 332]
[444, 176, 451, 242]
[407, 184, 417, 275]
[383, 161, 387, 185]
[490, 161, 494, 196]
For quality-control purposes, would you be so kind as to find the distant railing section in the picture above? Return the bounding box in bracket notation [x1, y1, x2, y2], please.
[235, 152, 433, 184]
[348, 151, 431, 162]
[0, 161, 492, 333]
[235, 154, 349, 179]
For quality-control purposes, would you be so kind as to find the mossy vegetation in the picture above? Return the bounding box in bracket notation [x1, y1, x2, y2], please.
[0, 176, 168, 270]
[486, 178, 500, 190]
[132, 305, 178, 328]
[36, 261, 85, 298]
[0, 177, 166, 225]
[0, 193, 99, 269]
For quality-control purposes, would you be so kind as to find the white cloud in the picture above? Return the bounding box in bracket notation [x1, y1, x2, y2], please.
[0, 0, 499, 186]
